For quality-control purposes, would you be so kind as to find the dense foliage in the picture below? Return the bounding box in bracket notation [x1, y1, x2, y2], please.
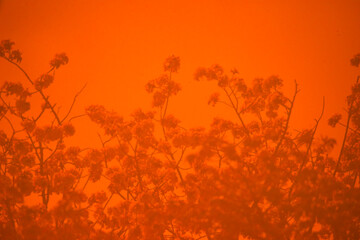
[0, 40, 359, 240]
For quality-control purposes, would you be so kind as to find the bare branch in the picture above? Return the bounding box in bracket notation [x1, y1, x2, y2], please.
[333, 76, 359, 177]
[289, 97, 325, 199]
[61, 83, 87, 123]
[273, 80, 299, 156]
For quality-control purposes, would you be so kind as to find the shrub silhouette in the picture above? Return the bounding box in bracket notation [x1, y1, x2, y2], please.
[0, 40, 359, 240]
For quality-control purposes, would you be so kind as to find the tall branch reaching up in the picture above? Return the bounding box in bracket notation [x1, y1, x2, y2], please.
[223, 87, 250, 137]
[273, 80, 299, 156]
[288, 97, 325, 199]
[333, 76, 360, 177]
[61, 83, 87, 123]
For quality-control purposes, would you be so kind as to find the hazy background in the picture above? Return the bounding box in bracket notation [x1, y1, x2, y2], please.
[1, 0, 359, 149]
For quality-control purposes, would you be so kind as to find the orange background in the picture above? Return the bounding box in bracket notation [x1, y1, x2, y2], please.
[0, 0, 360, 149]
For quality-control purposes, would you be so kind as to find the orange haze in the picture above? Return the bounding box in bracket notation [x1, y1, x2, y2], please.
[0, 0, 359, 151]
[1, 1, 360, 238]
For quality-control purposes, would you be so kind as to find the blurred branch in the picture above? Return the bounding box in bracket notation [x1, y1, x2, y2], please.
[273, 80, 299, 156]
[61, 83, 87, 123]
[223, 87, 250, 137]
[3, 55, 62, 124]
[333, 76, 359, 177]
[289, 96, 325, 199]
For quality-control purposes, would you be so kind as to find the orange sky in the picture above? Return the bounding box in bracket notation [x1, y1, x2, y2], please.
[1, 0, 360, 148]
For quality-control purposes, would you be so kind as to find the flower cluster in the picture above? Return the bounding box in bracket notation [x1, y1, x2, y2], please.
[0, 40, 22, 63]
[328, 114, 342, 127]
[50, 53, 69, 69]
[163, 55, 180, 73]
[350, 53, 360, 67]
[34, 74, 54, 90]
[145, 57, 181, 107]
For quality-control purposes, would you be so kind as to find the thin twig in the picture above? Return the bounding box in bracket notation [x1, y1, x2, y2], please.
[288, 97, 325, 199]
[333, 76, 359, 177]
[61, 83, 87, 123]
[273, 80, 299, 156]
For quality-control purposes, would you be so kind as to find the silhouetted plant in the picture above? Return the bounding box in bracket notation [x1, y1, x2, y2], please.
[0, 40, 359, 240]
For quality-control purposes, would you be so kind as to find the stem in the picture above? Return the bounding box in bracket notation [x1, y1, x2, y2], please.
[158, 72, 185, 185]
[133, 143, 144, 191]
[273, 80, 298, 156]
[3, 56, 62, 125]
[223, 87, 250, 137]
[333, 76, 359, 177]
[352, 172, 358, 188]
[288, 97, 325, 199]
[61, 83, 87, 123]
[5, 199, 18, 239]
